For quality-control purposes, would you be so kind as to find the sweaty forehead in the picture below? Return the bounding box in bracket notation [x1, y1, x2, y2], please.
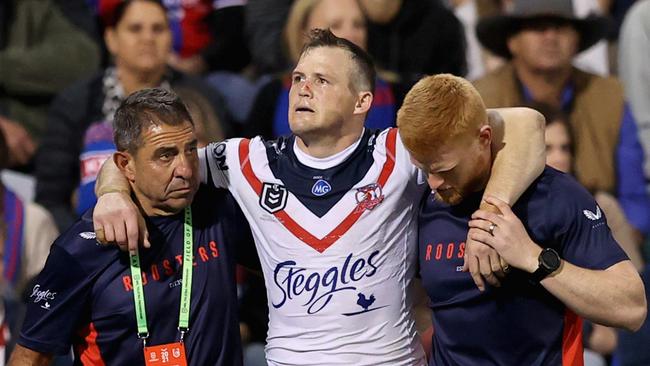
[141, 122, 195, 147]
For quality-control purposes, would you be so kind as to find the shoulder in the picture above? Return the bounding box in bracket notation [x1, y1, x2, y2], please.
[538, 168, 600, 233]
[573, 68, 624, 94]
[52, 209, 119, 261]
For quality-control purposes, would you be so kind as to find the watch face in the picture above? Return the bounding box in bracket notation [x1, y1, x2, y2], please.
[541, 249, 561, 271]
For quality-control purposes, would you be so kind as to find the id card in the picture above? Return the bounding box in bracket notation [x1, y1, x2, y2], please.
[144, 342, 187, 366]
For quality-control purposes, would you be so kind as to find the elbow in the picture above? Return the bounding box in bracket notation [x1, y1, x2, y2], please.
[617, 285, 647, 332]
[623, 297, 647, 332]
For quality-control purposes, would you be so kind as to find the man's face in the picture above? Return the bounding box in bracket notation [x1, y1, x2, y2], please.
[410, 135, 491, 205]
[106, 1, 172, 75]
[127, 121, 199, 215]
[288, 47, 361, 138]
[507, 19, 579, 72]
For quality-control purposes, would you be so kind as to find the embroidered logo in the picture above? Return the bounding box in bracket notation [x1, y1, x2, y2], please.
[311, 179, 332, 196]
[260, 183, 288, 214]
[354, 183, 384, 213]
[79, 232, 97, 240]
[30, 285, 56, 304]
[583, 205, 602, 221]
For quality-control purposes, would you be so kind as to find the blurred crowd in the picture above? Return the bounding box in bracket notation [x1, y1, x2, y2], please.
[1, 0, 650, 365]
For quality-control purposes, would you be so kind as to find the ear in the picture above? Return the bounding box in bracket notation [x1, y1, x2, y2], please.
[478, 124, 492, 148]
[506, 35, 519, 57]
[114, 151, 136, 182]
[353, 91, 373, 116]
[105, 28, 118, 56]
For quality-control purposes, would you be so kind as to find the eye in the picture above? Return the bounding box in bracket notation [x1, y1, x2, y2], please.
[292, 74, 304, 84]
[159, 152, 171, 161]
[317, 77, 327, 85]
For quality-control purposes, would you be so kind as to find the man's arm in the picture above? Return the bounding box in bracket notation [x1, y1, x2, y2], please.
[483, 107, 546, 209]
[93, 156, 147, 252]
[8, 345, 53, 366]
[470, 197, 647, 331]
[463, 107, 546, 291]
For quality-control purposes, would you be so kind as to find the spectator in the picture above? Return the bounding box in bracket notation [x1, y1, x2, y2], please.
[245, 0, 397, 139]
[0, 129, 58, 297]
[34, 0, 231, 232]
[619, 0, 650, 194]
[0, 127, 58, 363]
[360, 0, 467, 97]
[0, 0, 100, 169]
[446, 0, 503, 80]
[91, 0, 250, 75]
[474, 0, 650, 237]
[245, 0, 293, 74]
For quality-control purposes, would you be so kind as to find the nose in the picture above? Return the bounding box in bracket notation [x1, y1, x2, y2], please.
[174, 153, 194, 180]
[427, 174, 444, 191]
[298, 79, 312, 98]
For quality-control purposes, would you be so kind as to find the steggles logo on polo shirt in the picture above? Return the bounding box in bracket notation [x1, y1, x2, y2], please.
[30, 284, 56, 310]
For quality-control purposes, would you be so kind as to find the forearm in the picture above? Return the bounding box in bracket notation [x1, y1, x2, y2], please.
[8, 345, 53, 366]
[540, 260, 646, 331]
[483, 107, 545, 207]
[95, 156, 130, 196]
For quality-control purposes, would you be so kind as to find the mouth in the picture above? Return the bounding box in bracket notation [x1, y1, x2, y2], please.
[295, 106, 315, 113]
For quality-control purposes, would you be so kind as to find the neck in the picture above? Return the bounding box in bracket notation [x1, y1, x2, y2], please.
[117, 66, 166, 96]
[513, 61, 572, 107]
[295, 127, 364, 159]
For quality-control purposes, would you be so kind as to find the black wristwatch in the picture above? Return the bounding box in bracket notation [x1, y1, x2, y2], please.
[531, 248, 561, 283]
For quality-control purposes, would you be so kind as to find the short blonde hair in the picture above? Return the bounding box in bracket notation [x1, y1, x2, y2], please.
[397, 74, 487, 160]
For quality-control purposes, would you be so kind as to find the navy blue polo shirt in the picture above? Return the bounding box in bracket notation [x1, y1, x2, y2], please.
[419, 167, 629, 365]
[18, 187, 255, 365]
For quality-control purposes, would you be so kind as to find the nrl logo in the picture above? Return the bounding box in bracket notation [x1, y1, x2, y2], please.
[354, 183, 384, 214]
[260, 183, 288, 214]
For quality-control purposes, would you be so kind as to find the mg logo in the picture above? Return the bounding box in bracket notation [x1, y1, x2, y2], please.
[311, 179, 332, 196]
[260, 183, 288, 214]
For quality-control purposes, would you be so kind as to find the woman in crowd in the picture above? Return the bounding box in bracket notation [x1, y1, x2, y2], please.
[34, 0, 230, 232]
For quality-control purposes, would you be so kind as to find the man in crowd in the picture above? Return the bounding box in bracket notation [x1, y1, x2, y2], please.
[9, 88, 254, 365]
[474, 0, 650, 240]
[93, 30, 546, 364]
[398, 73, 646, 364]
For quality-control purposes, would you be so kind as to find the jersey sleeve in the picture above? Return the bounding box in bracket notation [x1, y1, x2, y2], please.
[17, 242, 93, 355]
[199, 139, 244, 189]
[393, 129, 426, 185]
[547, 175, 629, 270]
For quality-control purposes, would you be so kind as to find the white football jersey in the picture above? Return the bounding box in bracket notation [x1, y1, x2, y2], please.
[200, 128, 427, 365]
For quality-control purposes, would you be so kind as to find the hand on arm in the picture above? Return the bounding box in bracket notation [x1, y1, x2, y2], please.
[470, 196, 647, 331]
[93, 157, 148, 253]
[8, 345, 53, 366]
[463, 107, 545, 290]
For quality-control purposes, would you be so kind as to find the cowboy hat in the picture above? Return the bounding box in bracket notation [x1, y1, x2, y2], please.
[476, 0, 610, 59]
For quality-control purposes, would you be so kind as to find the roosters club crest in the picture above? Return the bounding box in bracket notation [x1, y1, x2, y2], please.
[354, 183, 384, 213]
[260, 183, 288, 214]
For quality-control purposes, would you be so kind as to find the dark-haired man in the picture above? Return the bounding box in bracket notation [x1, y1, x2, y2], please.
[94, 29, 546, 364]
[9, 88, 254, 365]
